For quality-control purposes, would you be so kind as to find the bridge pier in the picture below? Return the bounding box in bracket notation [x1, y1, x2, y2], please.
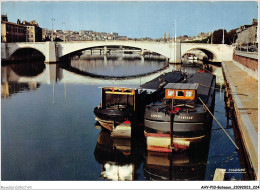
[1, 43, 9, 60]
[104, 46, 108, 55]
[169, 42, 181, 64]
[45, 42, 59, 63]
[141, 48, 145, 56]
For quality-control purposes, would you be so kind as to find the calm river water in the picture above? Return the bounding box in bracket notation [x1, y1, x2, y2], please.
[1, 54, 251, 181]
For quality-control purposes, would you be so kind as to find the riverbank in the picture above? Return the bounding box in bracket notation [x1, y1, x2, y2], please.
[222, 60, 258, 180]
[233, 51, 258, 80]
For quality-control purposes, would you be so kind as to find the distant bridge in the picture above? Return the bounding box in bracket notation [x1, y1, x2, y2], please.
[1, 41, 234, 63]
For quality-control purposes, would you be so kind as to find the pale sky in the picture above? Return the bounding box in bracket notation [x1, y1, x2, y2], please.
[1, 1, 258, 38]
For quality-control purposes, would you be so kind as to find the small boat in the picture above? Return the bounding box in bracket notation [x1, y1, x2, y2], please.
[94, 71, 185, 132]
[144, 72, 216, 152]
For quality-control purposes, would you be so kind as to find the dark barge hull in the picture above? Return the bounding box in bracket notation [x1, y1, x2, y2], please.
[94, 71, 185, 131]
[94, 107, 130, 131]
[144, 72, 216, 151]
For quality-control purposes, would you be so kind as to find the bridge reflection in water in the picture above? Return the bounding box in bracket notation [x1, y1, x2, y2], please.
[1, 58, 225, 89]
[1, 54, 174, 86]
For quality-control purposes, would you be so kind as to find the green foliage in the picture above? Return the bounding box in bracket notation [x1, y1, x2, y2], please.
[211, 29, 228, 44]
[54, 37, 63, 42]
[227, 29, 237, 45]
[184, 36, 210, 44]
[185, 29, 237, 44]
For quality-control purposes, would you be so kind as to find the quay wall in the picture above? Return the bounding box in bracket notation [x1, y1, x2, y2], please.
[233, 54, 258, 80]
[222, 61, 258, 180]
[233, 54, 258, 71]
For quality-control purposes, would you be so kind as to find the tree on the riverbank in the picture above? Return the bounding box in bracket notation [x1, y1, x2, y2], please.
[211, 29, 228, 44]
[227, 29, 237, 45]
[182, 28, 238, 45]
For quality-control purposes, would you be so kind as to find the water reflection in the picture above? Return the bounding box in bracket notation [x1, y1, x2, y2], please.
[1, 81, 40, 98]
[8, 60, 45, 77]
[1, 54, 171, 86]
[204, 90, 246, 180]
[182, 59, 224, 86]
[1, 61, 59, 84]
[144, 138, 210, 180]
[1, 56, 224, 87]
[94, 128, 144, 181]
[62, 53, 168, 78]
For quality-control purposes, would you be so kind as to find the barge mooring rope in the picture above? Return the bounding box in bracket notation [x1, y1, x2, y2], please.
[198, 97, 239, 150]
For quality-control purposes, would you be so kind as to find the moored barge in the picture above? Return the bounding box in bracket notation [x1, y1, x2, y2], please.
[94, 71, 185, 132]
[144, 72, 216, 151]
[94, 87, 140, 131]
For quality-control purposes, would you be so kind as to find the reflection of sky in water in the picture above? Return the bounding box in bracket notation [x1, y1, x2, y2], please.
[102, 163, 134, 181]
[205, 90, 243, 180]
[70, 55, 167, 77]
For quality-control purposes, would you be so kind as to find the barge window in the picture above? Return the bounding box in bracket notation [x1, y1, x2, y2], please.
[177, 91, 184, 97]
[167, 90, 174, 97]
[104, 88, 112, 92]
[185, 91, 193, 97]
[114, 89, 122, 92]
[105, 94, 134, 107]
[124, 89, 132, 93]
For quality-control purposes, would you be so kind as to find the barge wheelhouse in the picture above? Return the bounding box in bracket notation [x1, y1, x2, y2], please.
[144, 72, 216, 152]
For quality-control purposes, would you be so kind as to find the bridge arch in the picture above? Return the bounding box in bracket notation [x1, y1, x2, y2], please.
[59, 45, 145, 59]
[9, 47, 46, 60]
[182, 47, 218, 61]
[57, 41, 172, 59]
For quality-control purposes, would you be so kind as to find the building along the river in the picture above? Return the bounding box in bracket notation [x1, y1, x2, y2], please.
[1, 14, 27, 43]
[236, 19, 258, 48]
[1, 14, 42, 43]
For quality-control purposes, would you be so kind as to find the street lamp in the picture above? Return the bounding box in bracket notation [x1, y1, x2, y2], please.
[51, 18, 55, 41]
[174, 20, 177, 43]
[211, 32, 213, 44]
[62, 22, 66, 42]
[173, 20, 177, 62]
[222, 28, 225, 44]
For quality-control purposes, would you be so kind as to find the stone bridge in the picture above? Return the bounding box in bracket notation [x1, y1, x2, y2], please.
[1, 40, 234, 63]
